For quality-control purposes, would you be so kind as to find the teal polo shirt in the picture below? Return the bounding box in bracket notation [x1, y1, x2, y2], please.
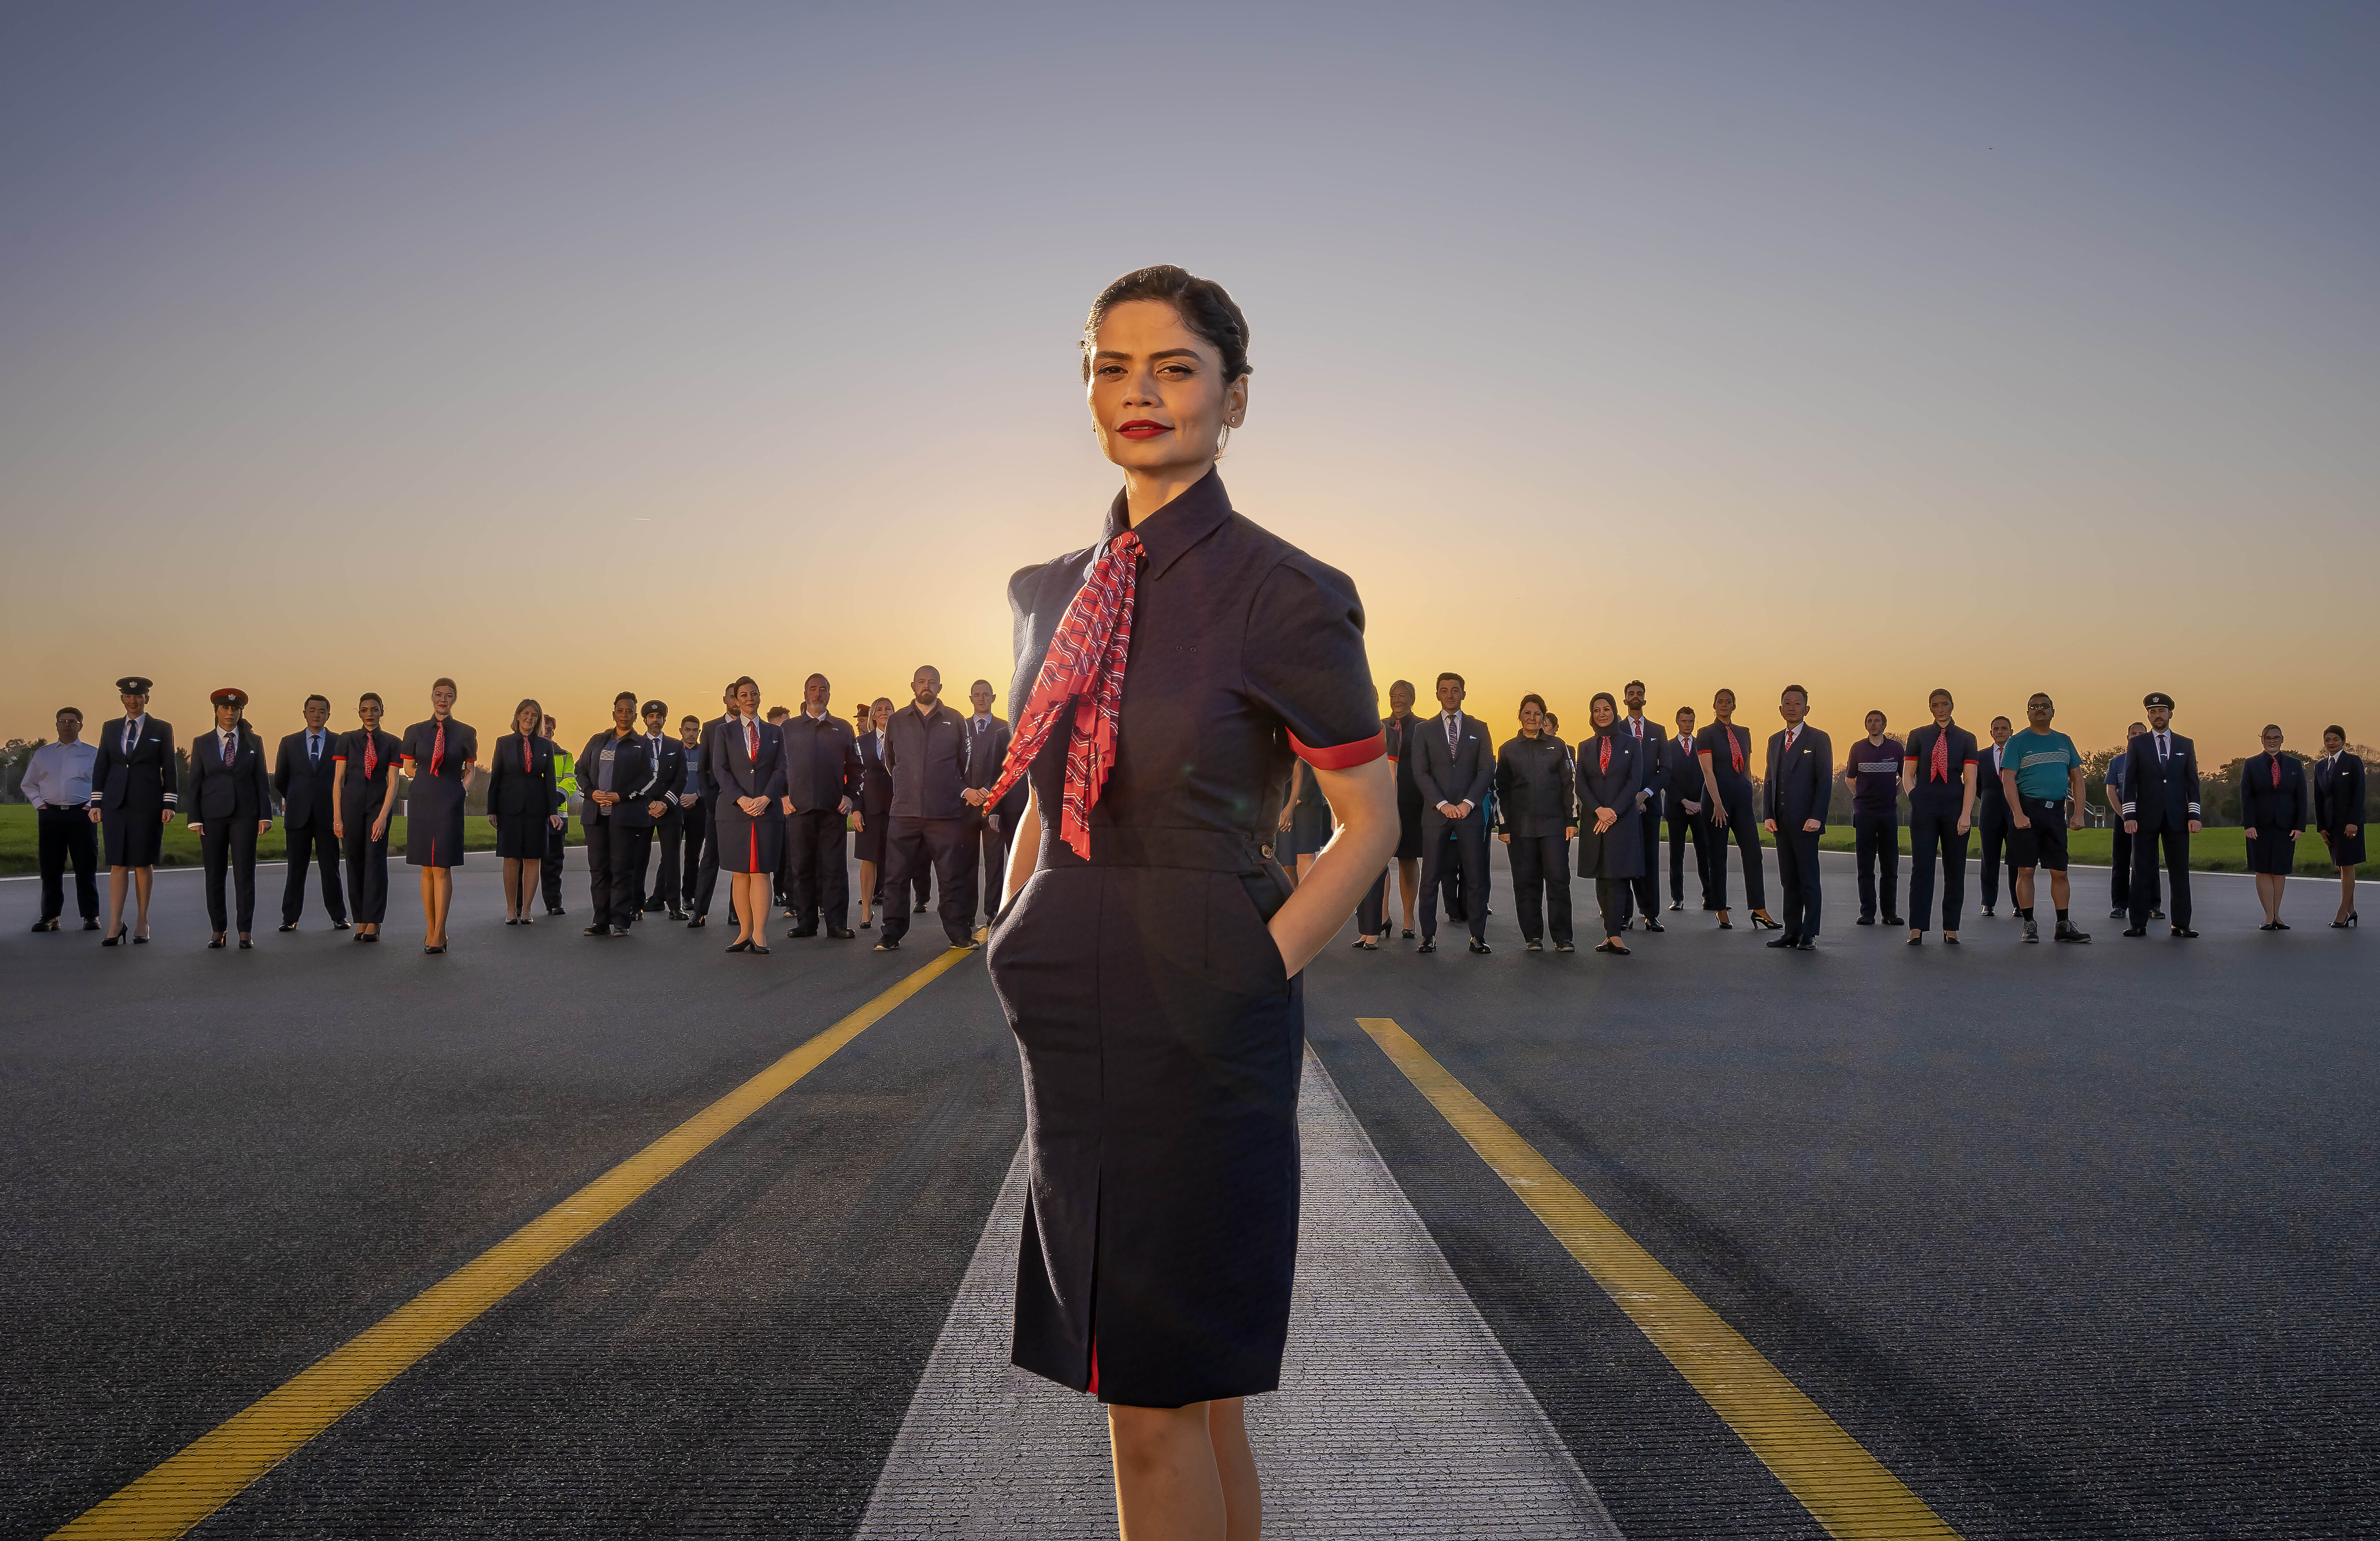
[2006, 728, 2081, 801]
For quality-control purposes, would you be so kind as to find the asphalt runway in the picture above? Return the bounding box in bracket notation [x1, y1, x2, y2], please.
[2, 849, 2371, 1538]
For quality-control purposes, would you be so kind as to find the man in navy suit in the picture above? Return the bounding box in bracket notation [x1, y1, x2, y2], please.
[959, 679, 1021, 928]
[187, 688, 275, 947]
[1615, 680, 1667, 933]
[1411, 672, 1495, 954]
[272, 693, 349, 932]
[1974, 715, 2017, 916]
[781, 674, 861, 939]
[2119, 691, 2201, 938]
[1663, 704, 1711, 910]
[1761, 685, 1833, 949]
[2104, 720, 2159, 921]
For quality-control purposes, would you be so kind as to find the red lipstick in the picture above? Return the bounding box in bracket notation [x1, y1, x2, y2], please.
[1116, 419, 1170, 440]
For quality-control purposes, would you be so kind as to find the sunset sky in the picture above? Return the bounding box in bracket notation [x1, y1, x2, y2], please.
[4, 2, 2373, 762]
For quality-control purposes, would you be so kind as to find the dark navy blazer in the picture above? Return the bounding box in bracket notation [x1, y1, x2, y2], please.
[2119, 731, 2201, 829]
[1764, 725, 1835, 830]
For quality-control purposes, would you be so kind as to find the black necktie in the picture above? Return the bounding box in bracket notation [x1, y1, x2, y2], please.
[310, 733, 319, 765]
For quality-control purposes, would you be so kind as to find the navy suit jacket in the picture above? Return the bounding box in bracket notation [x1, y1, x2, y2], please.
[1660, 735, 1705, 809]
[2314, 752, 2365, 833]
[709, 717, 787, 810]
[1975, 742, 2013, 816]
[1764, 726, 1834, 830]
[273, 729, 342, 827]
[2119, 731, 2201, 830]
[1412, 712, 1494, 813]
[856, 730, 894, 818]
[1619, 717, 1667, 800]
[188, 728, 273, 825]
[2238, 753, 2309, 831]
[88, 715, 178, 814]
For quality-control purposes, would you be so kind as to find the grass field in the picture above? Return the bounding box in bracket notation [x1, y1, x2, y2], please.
[1756, 821, 2373, 878]
[0, 805, 586, 877]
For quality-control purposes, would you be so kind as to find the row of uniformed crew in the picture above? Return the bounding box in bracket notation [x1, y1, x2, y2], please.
[1282, 679, 2366, 957]
[36, 669, 1033, 954]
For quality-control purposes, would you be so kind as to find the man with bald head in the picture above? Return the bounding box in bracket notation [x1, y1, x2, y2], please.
[878, 665, 978, 950]
[959, 678, 1020, 928]
[781, 672, 862, 939]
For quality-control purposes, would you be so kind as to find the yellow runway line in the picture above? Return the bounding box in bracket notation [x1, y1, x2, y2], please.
[1354, 1016, 1962, 1541]
[54, 944, 983, 1541]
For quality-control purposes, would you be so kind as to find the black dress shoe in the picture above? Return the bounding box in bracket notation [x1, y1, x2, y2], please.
[827, 927, 854, 940]
[1794, 938, 1817, 950]
[31, 918, 58, 933]
[547, 906, 566, 916]
[1881, 915, 1904, 927]
[1640, 920, 1664, 933]
[208, 935, 227, 949]
[2171, 927, 2198, 938]
[914, 900, 929, 912]
[1670, 901, 1684, 911]
[2122, 926, 2147, 936]
[873, 939, 901, 952]
[2110, 907, 2125, 919]
[83, 917, 100, 930]
[668, 909, 686, 921]
[1468, 939, 1492, 955]
[1765, 936, 1799, 949]
[1525, 940, 1543, 952]
[1855, 915, 1875, 926]
[789, 926, 819, 939]
[1594, 939, 1629, 955]
[1402, 929, 1415, 939]
[609, 926, 632, 937]
[583, 924, 609, 936]
[333, 921, 350, 930]
[1416, 939, 1437, 953]
[278, 922, 298, 932]
[1555, 941, 1575, 953]
[2150, 910, 2165, 920]
[687, 915, 707, 928]
[238, 938, 253, 949]
[725, 939, 752, 953]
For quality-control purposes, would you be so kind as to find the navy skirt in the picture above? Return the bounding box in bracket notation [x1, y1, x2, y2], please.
[101, 809, 164, 867]
[2245, 824, 2298, 875]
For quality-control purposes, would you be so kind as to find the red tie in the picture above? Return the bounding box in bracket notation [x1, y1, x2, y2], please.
[1932, 727, 1949, 783]
[2270, 753, 2282, 788]
[431, 721, 445, 776]
[1728, 727, 1744, 774]
[979, 530, 1143, 860]
[745, 718, 758, 762]
[522, 736, 531, 772]
[1598, 736, 1611, 773]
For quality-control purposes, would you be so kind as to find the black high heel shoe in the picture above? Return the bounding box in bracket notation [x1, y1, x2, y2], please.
[2331, 913, 2359, 929]
[1749, 910, 1783, 931]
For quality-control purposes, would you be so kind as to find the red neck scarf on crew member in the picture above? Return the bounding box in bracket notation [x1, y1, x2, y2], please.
[430, 719, 445, 776]
[364, 734, 378, 780]
[1727, 725, 1744, 773]
[1598, 734, 1611, 773]
[1932, 725, 1950, 782]
[978, 529, 1142, 860]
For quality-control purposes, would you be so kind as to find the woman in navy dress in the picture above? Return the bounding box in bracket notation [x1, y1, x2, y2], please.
[401, 677, 476, 953]
[2239, 724, 2310, 929]
[854, 696, 894, 928]
[2314, 725, 2363, 928]
[978, 267, 1397, 1536]
[1277, 758, 1335, 880]
[86, 675, 177, 946]
[708, 675, 786, 954]
[486, 697, 564, 925]
[332, 692, 403, 942]
[1576, 691, 1648, 954]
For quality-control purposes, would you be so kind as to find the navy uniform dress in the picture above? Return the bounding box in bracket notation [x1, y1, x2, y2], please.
[1574, 729, 1647, 939]
[88, 713, 178, 867]
[335, 727, 404, 924]
[402, 717, 477, 868]
[487, 732, 563, 859]
[2239, 752, 2309, 876]
[2314, 751, 2366, 867]
[1695, 721, 1766, 911]
[985, 470, 1383, 1408]
[1283, 762, 1334, 858]
[709, 716, 787, 873]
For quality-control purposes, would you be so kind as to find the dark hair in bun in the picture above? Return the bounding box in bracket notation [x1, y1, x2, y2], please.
[1083, 265, 1251, 383]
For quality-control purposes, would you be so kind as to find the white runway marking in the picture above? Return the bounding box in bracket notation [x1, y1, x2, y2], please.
[854, 1048, 1622, 1539]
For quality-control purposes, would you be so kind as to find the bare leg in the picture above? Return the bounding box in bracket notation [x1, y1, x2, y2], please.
[429, 868, 454, 945]
[106, 866, 129, 938]
[420, 869, 437, 943]
[2013, 867, 2035, 912]
[857, 859, 876, 923]
[733, 872, 769, 945]
[1208, 1398, 1262, 1541]
[1110, 1402, 1227, 1541]
[132, 866, 154, 936]
[1396, 857, 1419, 931]
[2047, 870, 2069, 911]
[2341, 866, 2356, 922]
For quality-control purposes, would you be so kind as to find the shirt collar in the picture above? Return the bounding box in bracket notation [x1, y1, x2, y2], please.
[1099, 467, 1234, 580]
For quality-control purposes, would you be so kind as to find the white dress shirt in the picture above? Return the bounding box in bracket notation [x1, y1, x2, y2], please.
[24, 740, 98, 808]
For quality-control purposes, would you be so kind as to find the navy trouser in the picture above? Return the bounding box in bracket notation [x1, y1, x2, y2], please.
[1419, 808, 1489, 941]
[2130, 823, 2192, 931]
[199, 819, 259, 933]
[1977, 805, 2014, 909]
[281, 815, 346, 925]
[1773, 826, 1823, 939]
[1853, 811, 1900, 920]
[1706, 784, 1766, 911]
[1355, 865, 1389, 936]
[882, 815, 977, 946]
[647, 807, 682, 910]
[690, 803, 723, 918]
[1906, 807, 1966, 933]
[1621, 791, 1661, 921]
[38, 807, 100, 921]
[785, 808, 850, 931]
[1668, 799, 1711, 906]
[542, 819, 567, 910]
[2110, 824, 2159, 912]
[1504, 833, 1572, 945]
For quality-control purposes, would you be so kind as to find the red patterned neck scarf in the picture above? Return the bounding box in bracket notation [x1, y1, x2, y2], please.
[431, 719, 446, 776]
[1931, 724, 1950, 782]
[979, 530, 1142, 859]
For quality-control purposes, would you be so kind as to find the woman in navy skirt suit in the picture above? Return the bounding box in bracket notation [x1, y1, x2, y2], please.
[487, 698, 565, 925]
[2239, 724, 2309, 929]
[87, 675, 177, 946]
[1576, 691, 1648, 954]
[708, 675, 785, 954]
[978, 266, 1398, 1535]
[331, 692, 403, 941]
[401, 677, 476, 953]
[2314, 725, 2363, 927]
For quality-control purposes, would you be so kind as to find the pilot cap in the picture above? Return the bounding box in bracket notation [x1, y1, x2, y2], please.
[641, 700, 667, 717]
[115, 676, 153, 695]
[209, 687, 249, 709]
[2143, 692, 2175, 710]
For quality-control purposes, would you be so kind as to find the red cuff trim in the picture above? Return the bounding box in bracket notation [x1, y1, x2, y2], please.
[1290, 731, 1387, 771]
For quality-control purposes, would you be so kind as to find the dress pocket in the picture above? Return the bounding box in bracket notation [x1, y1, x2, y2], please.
[1205, 870, 1290, 996]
